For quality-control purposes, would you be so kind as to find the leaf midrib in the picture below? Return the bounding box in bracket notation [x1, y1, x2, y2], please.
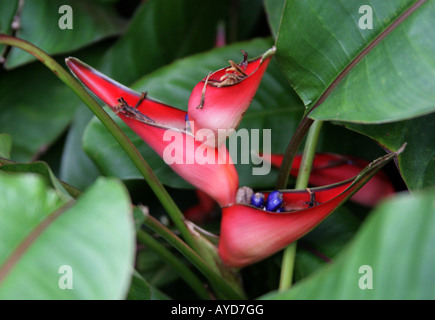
[0, 200, 75, 285]
[308, 0, 427, 115]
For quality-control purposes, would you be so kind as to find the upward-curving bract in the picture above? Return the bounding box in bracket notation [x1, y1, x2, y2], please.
[187, 47, 275, 147]
[66, 58, 238, 206]
[218, 150, 400, 268]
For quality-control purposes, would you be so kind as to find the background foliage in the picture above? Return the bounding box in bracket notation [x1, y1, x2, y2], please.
[0, 0, 433, 300]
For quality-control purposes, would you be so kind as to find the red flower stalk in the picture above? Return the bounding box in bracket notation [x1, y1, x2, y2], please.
[218, 150, 400, 268]
[187, 47, 275, 147]
[66, 57, 238, 206]
[267, 153, 395, 206]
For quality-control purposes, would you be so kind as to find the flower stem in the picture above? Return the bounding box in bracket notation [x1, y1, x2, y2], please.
[136, 229, 210, 299]
[278, 120, 323, 291]
[143, 214, 245, 300]
[0, 35, 196, 249]
[275, 117, 314, 189]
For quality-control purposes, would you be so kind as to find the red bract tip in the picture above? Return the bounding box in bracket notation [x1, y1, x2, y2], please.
[267, 152, 395, 207]
[187, 47, 275, 147]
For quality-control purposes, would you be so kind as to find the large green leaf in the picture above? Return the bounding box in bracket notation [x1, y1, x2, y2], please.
[262, 190, 435, 299]
[0, 133, 12, 158]
[98, 0, 232, 85]
[5, 0, 125, 69]
[0, 173, 135, 299]
[126, 271, 152, 301]
[0, 161, 73, 201]
[343, 112, 435, 190]
[0, 60, 79, 161]
[59, 106, 100, 190]
[83, 38, 305, 189]
[276, 0, 435, 123]
[0, 0, 18, 55]
[294, 205, 362, 282]
[263, 0, 285, 38]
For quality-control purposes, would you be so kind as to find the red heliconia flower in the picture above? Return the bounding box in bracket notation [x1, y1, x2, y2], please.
[187, 47, 275, 147]
[218, 151, 398, 268]
[66, 57, 238, 206]
[267, 153, 395, 207]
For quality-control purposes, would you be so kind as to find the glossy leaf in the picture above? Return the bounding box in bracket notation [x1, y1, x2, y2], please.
[59, 107, 100, 190]
[0, 0, 18, 55]
[98, 0, 231, 84]
[262, 190, 435, 299]
[126, 271, 152, 301]
[5, 0, 125, 69]
[0, 61, 79, 161]
[0, 133, 12, 158]
[276, 0, 434, 123]
[263, 0, 285, 38]
[0, 161, 74, 201]
[0, 173, 135, 299]
[343, 112, 435, 190]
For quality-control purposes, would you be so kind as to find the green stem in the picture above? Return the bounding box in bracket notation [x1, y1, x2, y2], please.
[278, 120, 323, 291]
[276, 117, 314, 189]
[0, 35, 196, 249]
[144, 214, 245, 300]
[136, 230, 210, 299]
[295, 121, 323, 190]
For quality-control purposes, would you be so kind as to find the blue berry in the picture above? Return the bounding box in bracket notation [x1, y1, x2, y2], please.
[275, 206, 285, 213]
[265, 191, 283, 212]
[250, 192, 265, 208]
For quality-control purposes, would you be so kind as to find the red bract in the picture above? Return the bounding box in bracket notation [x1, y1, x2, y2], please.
[268, 153, 395, 206]
[66, 58, 238, 206]
[187, 47, 275, 147]
[218, 151, 398, 268]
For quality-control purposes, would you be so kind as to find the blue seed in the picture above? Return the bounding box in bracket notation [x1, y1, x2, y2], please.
[265, 190, 283, 212]
[275, 206, 285, 213]
[250, 192, 265, 208]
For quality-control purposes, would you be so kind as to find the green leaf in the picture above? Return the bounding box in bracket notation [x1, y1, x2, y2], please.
[59, 106, 100, 190]
[0, 61, 79, 161]
[0, 0, 18, 55]
[5, 0, 125, 69]
[276, 0, 435, 123]
[126, 271, 152, 300]
[0, 161, 74, 201]
[0, 133, 12, 158]
[263, 0, 285, 38]
[262, 190, 435, 299]
[84, 38, 304, 189]
[0, 173, 135, 299]
[343, 112, 435, 190]
[98, 0, 232, 84]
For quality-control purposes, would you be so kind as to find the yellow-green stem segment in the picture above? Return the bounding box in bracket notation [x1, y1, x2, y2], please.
[278, 120, 323, 291]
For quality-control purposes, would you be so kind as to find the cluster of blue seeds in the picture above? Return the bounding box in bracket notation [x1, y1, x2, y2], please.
[250, 190, 285, 212]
